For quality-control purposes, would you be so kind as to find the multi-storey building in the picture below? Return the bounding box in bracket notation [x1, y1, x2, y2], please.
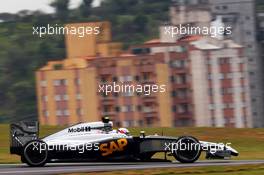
[257, 12, 264, 118]
[169, 0, 263, 127]
[209, 0, 264, 128]
[36, 22, 251, 127]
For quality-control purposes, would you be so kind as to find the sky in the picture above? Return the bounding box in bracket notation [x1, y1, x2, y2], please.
[0, 0, 101, 14]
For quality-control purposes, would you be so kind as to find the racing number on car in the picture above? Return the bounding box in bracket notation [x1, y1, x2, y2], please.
[99, 138, 128, 156]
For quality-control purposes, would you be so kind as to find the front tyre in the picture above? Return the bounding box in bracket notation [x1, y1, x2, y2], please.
[23, 140, 48, 167]
[173, 136, 201, 163]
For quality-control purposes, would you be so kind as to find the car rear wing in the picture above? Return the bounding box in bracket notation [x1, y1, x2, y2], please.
[10, 121, 39, 155]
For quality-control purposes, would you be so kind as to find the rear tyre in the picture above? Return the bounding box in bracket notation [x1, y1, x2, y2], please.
[23, 140, 48, 167]
[173, 136, 201, 163]
[21, 155, 26, 163]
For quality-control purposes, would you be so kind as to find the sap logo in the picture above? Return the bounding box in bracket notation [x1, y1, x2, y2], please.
[99, 138, 128, 156]
[68, 126, 90, 133]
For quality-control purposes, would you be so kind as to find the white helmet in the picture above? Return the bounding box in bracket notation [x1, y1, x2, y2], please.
[117, 128, 130, 135]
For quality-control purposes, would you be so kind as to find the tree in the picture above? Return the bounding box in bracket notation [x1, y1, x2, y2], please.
[80, 0, 93, 18]
[134, 14, 149, 33]
[50, 0, 70, 21]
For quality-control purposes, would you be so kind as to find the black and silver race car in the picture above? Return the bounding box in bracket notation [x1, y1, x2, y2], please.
[10, 118, 239, 167]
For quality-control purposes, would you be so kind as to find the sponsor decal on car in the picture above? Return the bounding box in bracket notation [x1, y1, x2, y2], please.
[99, 138, 128, 156]
[68, 126, 90, 133]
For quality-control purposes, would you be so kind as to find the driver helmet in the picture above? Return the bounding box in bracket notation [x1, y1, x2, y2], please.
[117, 128, 130, 135]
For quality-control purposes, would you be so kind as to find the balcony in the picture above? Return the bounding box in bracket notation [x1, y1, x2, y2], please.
[142, 107, 157, 114]
[100, 96, 116, 105]
[172, 97, 191, 103]
[174, 112, 193, 119]
[140, 79, 156, 85]
[142, 94, 156, 101]
[172, 83, 189, 89]
[101, 111, 116, 116]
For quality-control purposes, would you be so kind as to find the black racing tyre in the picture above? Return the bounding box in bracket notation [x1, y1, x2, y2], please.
[23, 140, 48, 167]
[21, 155, 26, 163]
[173, 136, 201, 163]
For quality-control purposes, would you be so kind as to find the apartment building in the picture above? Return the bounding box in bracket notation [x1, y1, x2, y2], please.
[170, 0, 262, 127]
[36, 22, 251, 127]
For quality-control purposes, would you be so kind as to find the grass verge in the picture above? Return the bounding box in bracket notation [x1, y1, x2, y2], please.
[66, 164, 264, 175]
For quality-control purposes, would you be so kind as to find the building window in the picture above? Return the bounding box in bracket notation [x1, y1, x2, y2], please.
[218, 73, 224, 80]
[55, 95, 61, 101]
[143, 73, 150, 80]
[226, 73, 233, 79]
[53, 80, 60, 86]
[208, 89, 213, 96]
[75, 78, 81, 85]
[134, 75, 140, 81]
[136, 92, 142, 96]
[170, 76, 175, 82]
[207, 59, 213, 65]
[146, 118, 153, 126]
[123, 120, 133, 127]
[101, 77, 107, 83]
[119, 75, 133, 82]
[76, 93, 82, 100]
[219, 58, 230, 64]
[127, 105, 135, 112]
[178, 89, 187, 98]
[113, 92, 119, 97]
[171, 90, 177, 97]
[174, 118, 192, 126]
[208, 74, 212, 80]
[209, 104, 215, 110]
[53, 79, 67, 86]
[115, 106, 120, 112]
[64, 109, 70, 116]
[246, 31, 252, 35]
[170, 60, 186, 68]
[103, 105, 110, 112]
[112, 76, 118, 82]
[172, 105, 177, 112]
[56, 110, 62, 116]
[137, 105, 142, 112]
[61, 79, 67, 85]
[178, 104, 189, 114]
[138, 120, 144, 126]
[40, 80, 47, 87]
[224, 117, 229, 125]
[76, 108, 83, 116]
[123, 91, 134, 97]
[121, 105, 128, 112]
[43, 110, 49, 117]
[249, 72, 255, 76]
[250, 85, 256, 89]
[221, 88, 233, 95]
[63, 94, 68, 101]
[42, 95, 48, 102]
[222, 5, 228, 10]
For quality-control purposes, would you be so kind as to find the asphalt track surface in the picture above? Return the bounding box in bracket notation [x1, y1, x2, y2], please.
[0, 160, 263, 175]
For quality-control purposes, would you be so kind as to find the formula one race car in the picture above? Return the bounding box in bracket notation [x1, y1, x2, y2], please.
[10, 118, 239, 167]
